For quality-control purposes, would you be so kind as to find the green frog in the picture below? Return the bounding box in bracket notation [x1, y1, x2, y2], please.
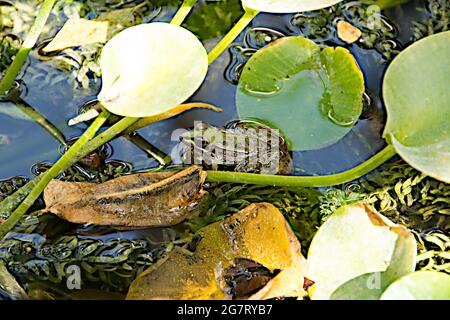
[179, 120, 292, 175]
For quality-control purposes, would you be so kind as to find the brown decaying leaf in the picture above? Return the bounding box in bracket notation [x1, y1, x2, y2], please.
[126, 203, 308, 300]
[43, 18, 109, 53]
[337, 20, 362, 44]
[43, 166, 206, 228]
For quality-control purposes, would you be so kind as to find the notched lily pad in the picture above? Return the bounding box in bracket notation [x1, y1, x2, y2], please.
[236, 37, 364, 151]
[307, 203, 416, 300]
[98, 23, 208, 117]
[383, 31, 450, 182]
[380, 271, 450, 300]
[43, 166, 206, 228]
[242, 0, 345, 13]
[126, 203, 308, 300]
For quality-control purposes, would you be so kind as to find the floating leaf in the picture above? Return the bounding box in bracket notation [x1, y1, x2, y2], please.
[242, 0, 344, 13]
[43, 18, 109, 52]
[383, 31, 450, 182]
[380, 271, 450, 300]
[236, 37, 364, 151]
[337, 20, 362, 44]
[43, 166, 206, 228]
[98, 23, 208, 117]
[307, 204, 416, 300]
[127, 203, 308, 300]
[330, 225, 417, 300]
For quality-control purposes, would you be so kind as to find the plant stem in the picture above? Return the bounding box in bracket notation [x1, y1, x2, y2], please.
[0, 111, 110, 238]
[0, 0, 199, 233]
[14, 98, 66, 145]
[0, 118, 140, 219]
[72, 117, 139, 165]
[207, 9, 259, 64]
[0, 0, 57, 95]
[124, 103, 222, 134]
[170, 0, 198, 26]
[0, 177, 41, 219]
[125, 133, 172, 166]
[206, 145, 398, 187]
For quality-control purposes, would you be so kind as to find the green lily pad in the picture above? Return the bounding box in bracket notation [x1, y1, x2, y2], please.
[383, 31, 450, 183]
[380, 271, 450, 300]
[242, 0, 344, 13]
[98, 22, 208, 117]
[307, 204, 416, 300]
[330, 226, 417, 300]
[236, 37, 364, 151]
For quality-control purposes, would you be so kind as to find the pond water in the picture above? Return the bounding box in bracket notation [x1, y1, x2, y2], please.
[0, 0, 430, 181]
[0, 0, 445, 299]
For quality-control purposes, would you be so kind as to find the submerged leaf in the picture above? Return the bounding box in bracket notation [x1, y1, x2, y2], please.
[307, 203, 416, 300]
[0, 260, 28, 300]
[380, 271, 450, 300]
[43, 18, 109, 52]
[43, 166, 206, 228]
[242, 0, 344, 13]
[98, 23, 208, 117]
[127, 203, 308, 300]
[236, 37, 364, 151]
[383, 31, 450, 182]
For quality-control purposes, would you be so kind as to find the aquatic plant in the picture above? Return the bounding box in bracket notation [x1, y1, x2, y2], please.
[0, 0, 448, 299]
[412, 0, 449, 40]
[236, 37, 365, 151]
[0, 2, 213, 237]
[0, 0, 57, 95]
[0, 233, 159, 292]
[207, 31, 450, 186]
[307, 203, 417, 299]
[0, 159, 447, 293]
[379, 271, 450, 299]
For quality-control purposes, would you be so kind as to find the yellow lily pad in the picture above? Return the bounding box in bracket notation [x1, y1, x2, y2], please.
[126, 203, 308, 300]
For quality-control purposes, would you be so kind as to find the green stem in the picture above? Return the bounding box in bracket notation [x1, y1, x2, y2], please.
[14, 98, 66, 145]
[0, 0, 57, 95]
[72, 117, 139, 165]
[207, 9, 259, 64]
[0, 111, 110, 238]
[125, 133, 172, 166]
[0, 0, 196, 230]
[206, 145, 398, 187]
[170, 0, 198, 26]
[0, 177, 41, 219]
[0, 118, 140, 219]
